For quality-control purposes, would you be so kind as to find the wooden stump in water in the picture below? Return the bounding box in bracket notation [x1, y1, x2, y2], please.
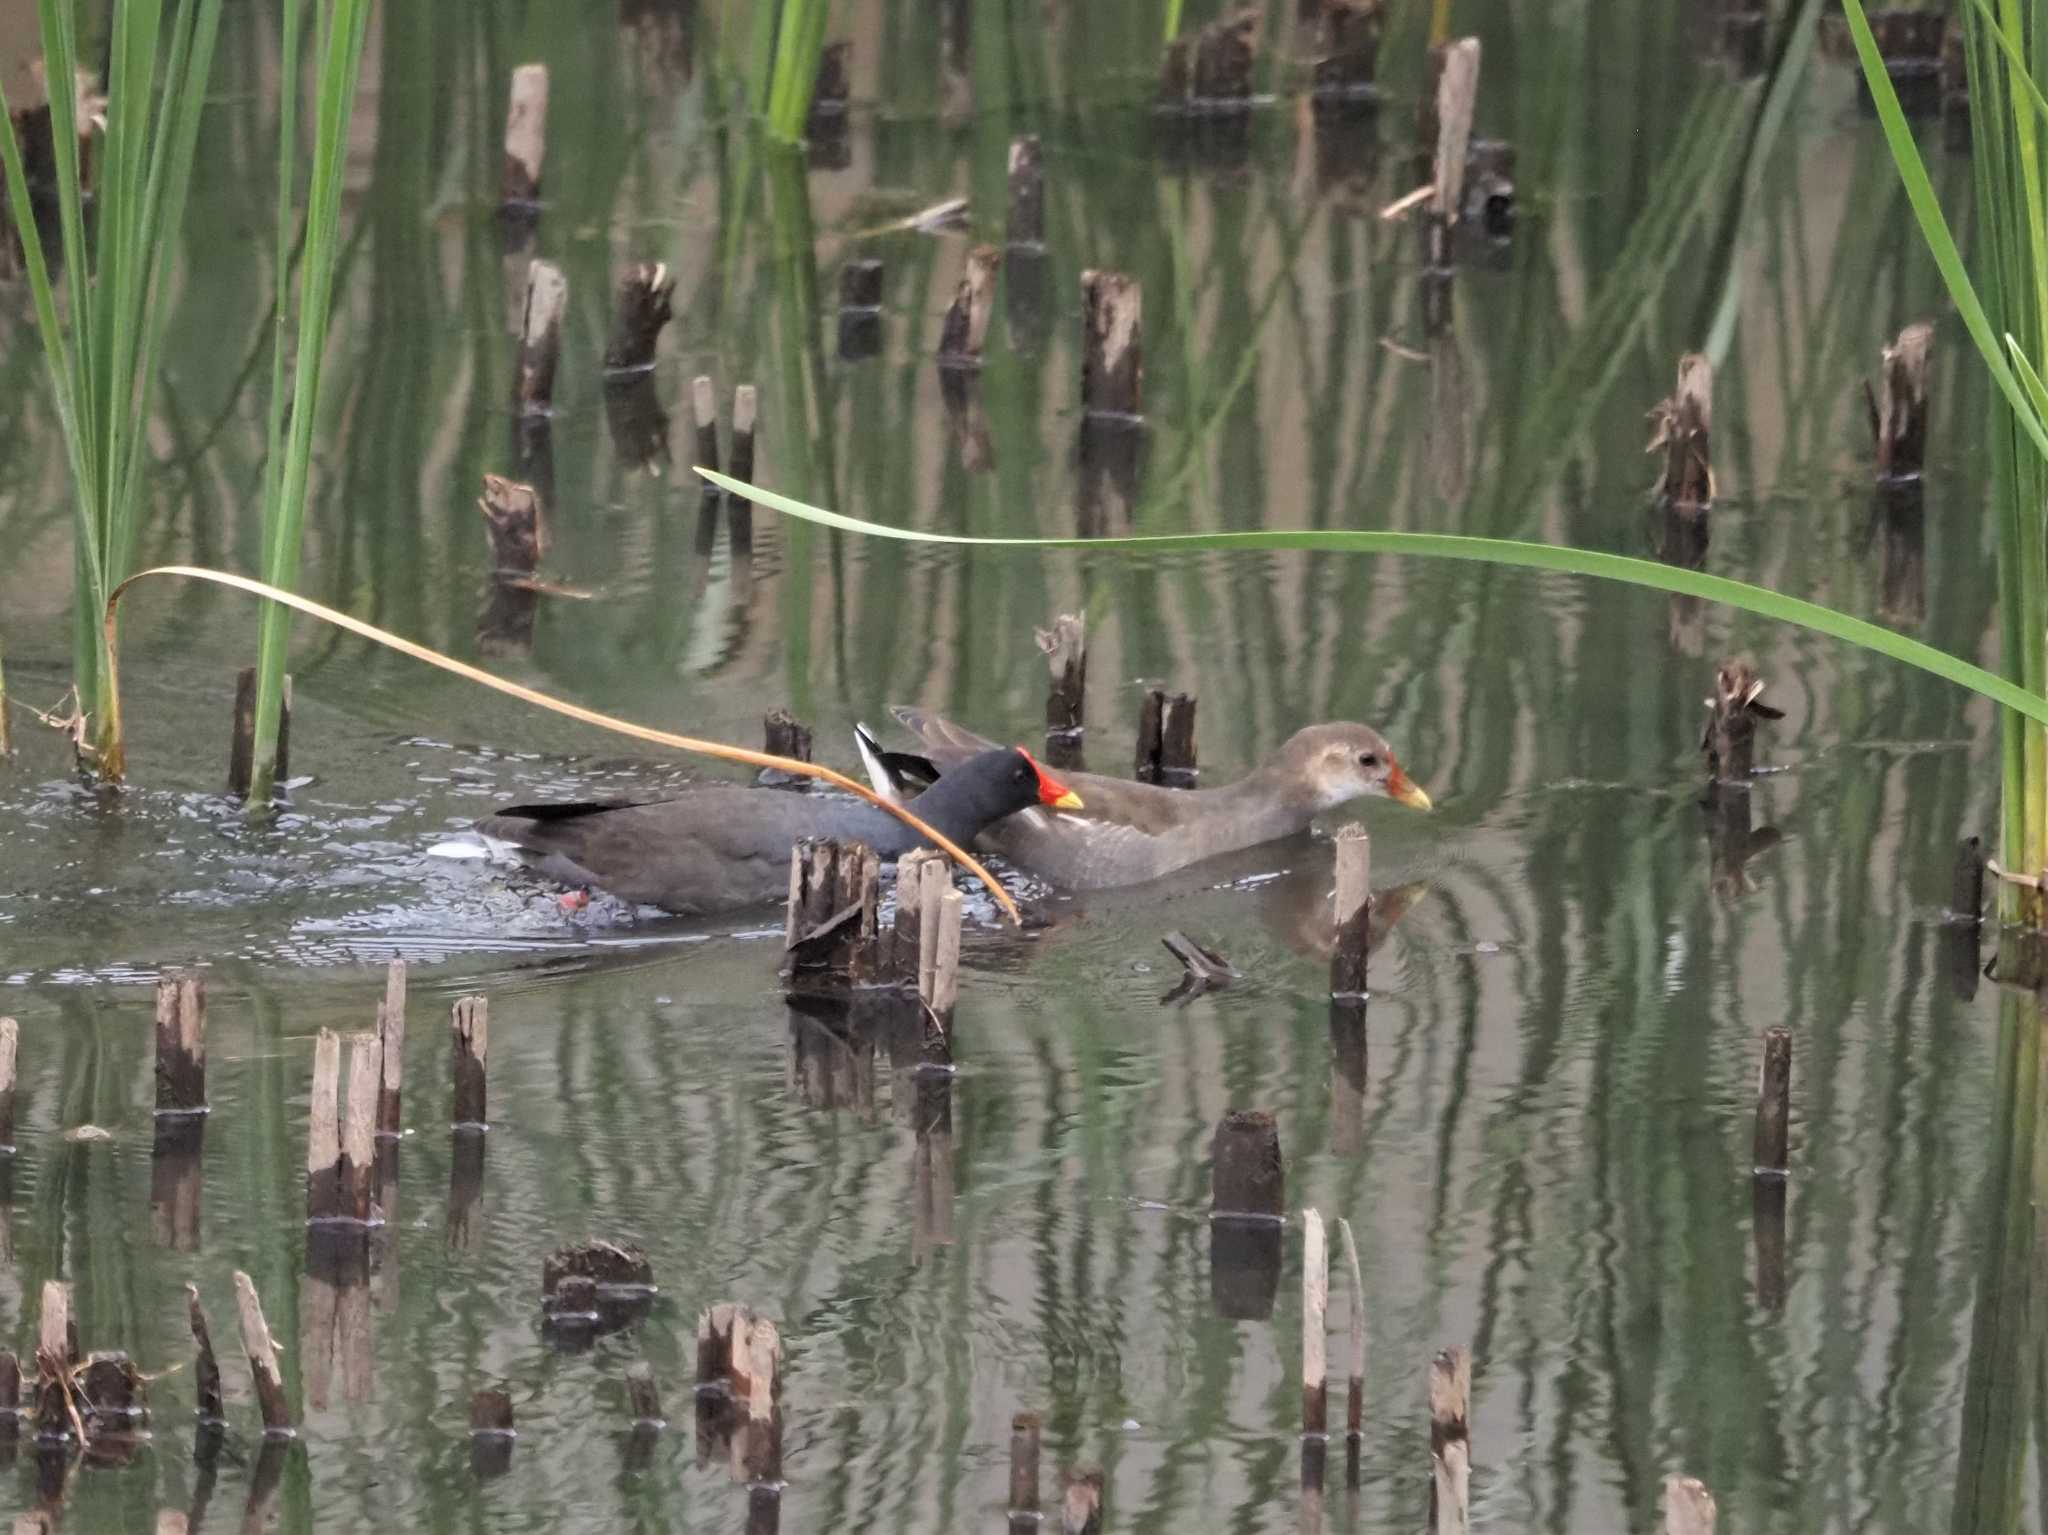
[470, 1388, 515, 1479]
[306, 1028, 344, 1222]
[501, 64, 549, 207]
[1663, 1474, 1718, 1535]
[1701, 658, 1780, 784]
[233, 1272, 293, 1436]
[624, 1360, 663, 1469]
[1649, 353, 1713, 512]
[451, 996, 489, 1128]
[226, 667, 292, 800]
[1428, 1346, 1472, 1535]
[1007, 136, 1044, 249]
[839, 260, 884, 361]
[728, 384, 759, 558]
[1211, 1109, 1285, 1319]
[604, 262, 674, 373]
[1313, 0, 1382, 100]
[892, 850, 945, 985]
[513, 260, 568, 414]
[377, 958, 407, 1137]
[1753, 1027, 1791, 1176]
[32, 1282, 73, 1443]
[1037, 614, 1087, 767]
[1301, 1209, 1328, 1437]
[691, 374, 722, 493]
[187, 1285, 224, 1424]
[604, 373, 671, 476]
[0, 1017, 15, 1152]
[1080, 270, 1143, 419]
[1867, 320, 1932, 480]
[479, 474, 546, 577]
[938, 244, 1001, 366]
[763, 709, 813, 765]
[152, 973, 206, 1249]
[1337, 1216, 1366, 1485]
[1951, 836, 1986, 926]
[1331, 823, 1372, 996]
[342, 1033, 380, 1223]
[1160, 9, 1258, 109]
[784, 839, 882, 986]
[1009, 1411, 1042, 1523]
[1424, 39, 1480, 270]
[1135, 687, 1197, 787]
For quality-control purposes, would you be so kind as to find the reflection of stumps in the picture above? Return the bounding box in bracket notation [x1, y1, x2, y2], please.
[1753, 1027, 1791, 1176]
[1061, 1468, 1105, 1535]
[1701, 659, 1780, 784]
[1649, 354, 1713, 512]
[1663, 1474, 1718, 1535]
[377, 958, 406, 1138]
[1330, 992, 1367, 1159]
[501, 64, 549, 208]
[1867, 320, 1932, 480]
[1753, 1171, 1787, 1313]
[1330, 823, 1372, 997]
[452, 997, 489, 1129]
[1337, 1217, 1366, 1486]
[1301, 1209, 1328, 1437]
[940, 369, 996, 473]
[604, 262, 675, 374]
[784, 839, 881, 987]
[1135, 688, 1197, 787]
[1210, 1109, 1285, 1319]
[1037, 614, 1087, 765]
[1952, 835, 1986, 926]
[604, 373, 671, 476]
[1007, 137, 1044, 249]
[1081, 271, 1143, 419]
[513, 259, 568, 415]
[625, 1361, 663, 1470]
[1424, 39, 1480, 271]
[1428, 1347, 1471, 1535]
[1312, 0, 1383, 100]
[1009, 1411, 1042, 1529]
[188, 1286, 224, 1425]
[471, 1389, 515, 1479]
[227, 667, 292, 800]
[839, 259, 884, 361]
[807, 39, 852, 168]
[937, 244, 1001, 366]
[306, 1029, 344, 1222]
[234, 1272, 293, 1436]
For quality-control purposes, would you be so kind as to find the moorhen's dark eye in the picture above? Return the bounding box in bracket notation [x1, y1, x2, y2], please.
[1358, 752, 1379, 769]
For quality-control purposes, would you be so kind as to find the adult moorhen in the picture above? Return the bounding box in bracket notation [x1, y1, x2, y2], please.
[857, 707, 1431, 890]
[477, 746, 1082, 915]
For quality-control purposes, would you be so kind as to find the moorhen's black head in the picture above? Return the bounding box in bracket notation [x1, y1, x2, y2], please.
[926, 747, 1083, 826]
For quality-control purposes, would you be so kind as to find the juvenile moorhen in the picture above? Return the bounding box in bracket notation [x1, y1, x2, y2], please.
[857, 707, 1431, 890]
[477, 746, 1082, 915]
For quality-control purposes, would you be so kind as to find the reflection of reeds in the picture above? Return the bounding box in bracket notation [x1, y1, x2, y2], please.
[0, 0, 226, 776]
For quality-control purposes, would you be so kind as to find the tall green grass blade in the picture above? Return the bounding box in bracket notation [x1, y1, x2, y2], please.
[2007, 337, 2048, 436]
[246, 0, 372, 803]
[699, 471, 2048, 728]
[1163, 0, 1186, 44]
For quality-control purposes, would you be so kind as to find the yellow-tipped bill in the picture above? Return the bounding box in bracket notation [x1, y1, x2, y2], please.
[1051, 788, 1085, 811]
[1388, 765, 1433, 813]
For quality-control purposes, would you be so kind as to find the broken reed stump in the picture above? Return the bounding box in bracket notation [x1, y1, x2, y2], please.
[1037, 613, 1087, 761]
[77, 1351, 147, 1451]
[603, 262, 675, 374]
[938, 244, 1002, 366]
[694, 1304, 784, 1488]
[1754, 1027, 1791, 1176]
[1337, 1216, 1366, 1485]
[306, 1028, 344, 1221]
[1061, 1468, 1105, 1535]
[342, 1033, 379, 1222]
[0, 1017, 14, 1151]
[452, 995, 489, 1128]
[1428, 1346, 1472, 1535]
[153, 970, 207, 1121]
[1425, 39, 1481, 270]
[513, 260, 568, 415]
[763, 709, 813, 764]
[471, 1388, 515, 1479]
[839, 258, 884, 361]
[479, 473, 546, 577]
[1312, 0, 1383, 101]
[542, 1240, 656, 1343]
[1867, 320, 1932, 480]
[1009, 1411, 1042, 1523]
[226, 666, 292, 800]
[188, 1285, 224, 1424]
[33, 1281, 74, 1442]
[729, 384, 759, 559]
[1701, 659, 1781, 784]
[377, 957, 406, 1137]
[1007, 136, 1044, 249]
[1211, 1109, 1285, 1319]
[1331, 823, 1372, 996]
[1649, 353, 1714, 512]
[1664, 1473, 1718, 1535]
[783, 839, 882, 987]
[1160, 8, 1258, 110]
[1134, 687, 1197, 786]
[233, 1271, 293, 1436]
[501, 63, 549, 207]
[1080, 270, 1143, 419]
[1302, 1209, 1328, 1438]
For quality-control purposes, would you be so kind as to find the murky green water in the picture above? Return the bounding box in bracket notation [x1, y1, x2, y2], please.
[2, 2, 2044, 1531]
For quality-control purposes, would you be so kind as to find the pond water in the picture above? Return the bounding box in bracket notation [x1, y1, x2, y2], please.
[2, 2, 2043, 1531]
